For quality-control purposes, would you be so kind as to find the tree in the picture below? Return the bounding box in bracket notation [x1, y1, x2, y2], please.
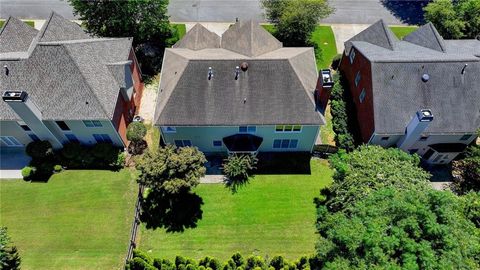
[0, 227, 21, 270]
[261, 0, 334, 47]
[136, 145, 206, 194]
[424, 0, 480, 39]
[222, 154, 258, 193]
[127, 122, 148, 155]
[316, 188, 480, 269]
[322, 145, 431, 212]
[451, 144, 480, 195]
[69, 0, 179, 79]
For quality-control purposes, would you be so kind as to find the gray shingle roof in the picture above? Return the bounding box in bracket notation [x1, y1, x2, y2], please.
[38, 12, 90, 42]
[346, 20, 480, 135]
[345, 19, 398, 53]
[155, 22, 322, 126]
[173, 24, 221, 50]
[403, 23, 446, 52]
[0, 12, 133, 121]
[0, 16, 38, 53]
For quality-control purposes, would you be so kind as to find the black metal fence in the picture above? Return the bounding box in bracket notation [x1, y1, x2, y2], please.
[124, 185, 144, 266]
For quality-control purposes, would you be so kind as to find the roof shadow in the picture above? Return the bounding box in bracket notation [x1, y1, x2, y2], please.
[380, 0, 429, 25]
[256, 152, 312, 175]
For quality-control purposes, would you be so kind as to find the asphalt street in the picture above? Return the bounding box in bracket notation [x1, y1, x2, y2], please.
[0, 0, 427, 25]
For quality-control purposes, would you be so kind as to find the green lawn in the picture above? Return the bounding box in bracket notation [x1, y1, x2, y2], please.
[310, 26, 337, 70]
[389, 26, 418, 40]
[172, 23, 187, 39]
[0, 19, 35, 28]
[139, 159, 332, 261]
[0, 170, 138, 270]
[320, 104, 335, 145]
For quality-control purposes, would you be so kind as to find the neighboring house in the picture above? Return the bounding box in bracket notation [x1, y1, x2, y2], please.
[333, 20, 480, 164]
[154, 21, 324, 154]
[0, 12, 144, 149]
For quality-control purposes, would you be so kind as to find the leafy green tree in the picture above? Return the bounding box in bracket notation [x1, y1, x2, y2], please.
[316, 188, 480, 269]
[136, 145, 206, 194]
[424, 0, 480, 39]
[222, 154, 258, 193]
[127, 122, 147, 142]
[323, 145, 431, 212]
[261, 0, 334, 47]
[451, 144, 480, 194]
[0, 227, 21, 270]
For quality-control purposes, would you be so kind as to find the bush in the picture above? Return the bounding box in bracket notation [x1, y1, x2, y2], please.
[127, 122, 147, 142]
[21, 166, 36, 179]
[91, 143, 122, 168]
[222, 154, 258, 182]
[25, 140, 54, 159]
[53, 165, 62, 172]
[330, 53, 342, 70]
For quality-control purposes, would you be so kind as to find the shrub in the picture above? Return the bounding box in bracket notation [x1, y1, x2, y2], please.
[223, 154, 258, 182]
[115, 152, 126, 168]
[127, 122, 147, 142]
[61, 142, 83, 159]
[53, 165, 62, 172]
[330, 53, 342, 70]
[245, 256, 266, 270]
[25, 140, 54, 159]
[21, 166, 36, 179]
[269, 256, 285, 270]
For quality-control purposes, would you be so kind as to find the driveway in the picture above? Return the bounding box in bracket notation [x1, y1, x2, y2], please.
[331, 24, 370, 53]
[0, 147, 31, 179]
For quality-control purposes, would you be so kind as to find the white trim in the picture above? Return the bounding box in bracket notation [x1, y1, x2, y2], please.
[107, 121, 125, 148]
[310, 126, 320, 153]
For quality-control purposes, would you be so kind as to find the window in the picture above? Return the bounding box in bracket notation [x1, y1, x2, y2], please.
[273, 139, 298, 149]
[83, 120, 102, 127]
[161, 126, 177, 133]
[381, 136, 389, 141]
[460, 134, 472, 141]
[354, 71, 361, 87]
[419, 135, 429, 141]
[239, 126, 248, 133]
[55, 121, 70, 131]
[17, 121, 31, 131]
[174, 140, 192, 147]
[93, 134, 112, 143]
[28, 134, 40, 142]
[349, 48, 356, 64]
[65, 134, 79, 143]
[0, 136, 22, 146]
[213, 140, 222, 147]
[275, 125, 302, 133]
[239, 126, 256, 133]
[359, 88, 366, 103]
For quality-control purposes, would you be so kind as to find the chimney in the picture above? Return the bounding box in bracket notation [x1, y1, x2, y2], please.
[315, 69, 335, 112]
[208, 67, 213, 80]
[397, 109, 433, 151]
[2, 91, 63, 149]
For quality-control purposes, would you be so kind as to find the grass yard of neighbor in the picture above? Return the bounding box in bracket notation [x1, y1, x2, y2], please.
[0, 19, 35, 28]
[138, 159, 333, 261]
[389, 26, 418, 40]
[320, 104, 335, 145]
[0, 170, 138, 270]
[172, 23, 187, 40]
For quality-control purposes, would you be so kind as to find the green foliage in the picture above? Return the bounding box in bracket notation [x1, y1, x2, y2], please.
[451, 144, 480, 194]
[323, 145, 431, 212]
[316, 187, 480, 269]
[461, 192, 480, 228]
[261, 0, 334, 47]
[329, 73, 357, 151]
[25, 140, 54, 159]
[136, 145, 206, 194]
[222, 154, 258, 183]
[0, 227, 21, 270]
[21, 166, 36, 179]
[127, 122, 147, 142]
[53, 165, 62, 172]
[424, 0, 480, 39]
[330, 54, 342, 70]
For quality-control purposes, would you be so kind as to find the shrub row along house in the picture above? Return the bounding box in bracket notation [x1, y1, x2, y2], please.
[154, 21, 325, 154]
[320, 20, 479, 164]
[0, 12, 143, 149]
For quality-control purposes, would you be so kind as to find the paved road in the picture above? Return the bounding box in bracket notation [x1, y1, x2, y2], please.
[0, 0, 427, 25]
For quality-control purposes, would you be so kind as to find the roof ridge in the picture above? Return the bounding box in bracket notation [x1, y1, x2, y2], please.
[287, 49, 319, 109]
[428, 23, 446, 52]
[38, 11, 55, 41]
[60, 44, 110, 118]
[0, 16, 12, 36]
[380, 19, 396, 50]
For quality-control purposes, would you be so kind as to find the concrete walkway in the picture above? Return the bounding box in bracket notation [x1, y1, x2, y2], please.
[0, 148, 31, 179]
[185, 22, 231, 36]
[199, 174, 224, 184]
[138, 77, 159, 124]
[330, 24, 369, 53]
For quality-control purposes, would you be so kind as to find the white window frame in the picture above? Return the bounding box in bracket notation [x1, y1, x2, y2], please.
[161, 126, 177, 133]
[349, 48, 356, 64]
[274, 125, 302, 133]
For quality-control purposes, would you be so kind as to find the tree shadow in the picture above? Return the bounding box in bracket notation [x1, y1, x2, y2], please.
[223, 175, 252, 194]
[380, 0, 429, 25]
[140, 190, 204, 233]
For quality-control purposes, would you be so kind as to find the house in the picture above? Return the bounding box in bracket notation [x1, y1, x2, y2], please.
[0, 12, 144, 149]
[154, 21, 325, 154]
[333, 20, 480, 164]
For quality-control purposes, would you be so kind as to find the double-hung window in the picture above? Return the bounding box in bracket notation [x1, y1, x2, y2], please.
[349, 48, 356, 64]
[93, 134, 112, 143]
[83, 120, 102, 127]
[17, 121, 31, 131]
[359, 88, 366, 103]
[65, 134, 79, 143]
[273, 139, 298, 149]
[354, 71, 361, 87]
[275, 125, 302, 133]
[174, 140, 192, 147]
[56, 121, 71, 131]
[0, 136, 22, 147]
[213, 140, 222, 147]
[239, 126, 256, 133]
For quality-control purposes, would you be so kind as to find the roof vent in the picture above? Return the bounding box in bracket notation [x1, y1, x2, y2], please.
[461, 64, 468, 75]
[4, 65, 8, 76]
[208, 67, 213, 80]
[240, 62, 248, 72]
[235, 66, 240, 80]
[421, 74, 429, 82]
